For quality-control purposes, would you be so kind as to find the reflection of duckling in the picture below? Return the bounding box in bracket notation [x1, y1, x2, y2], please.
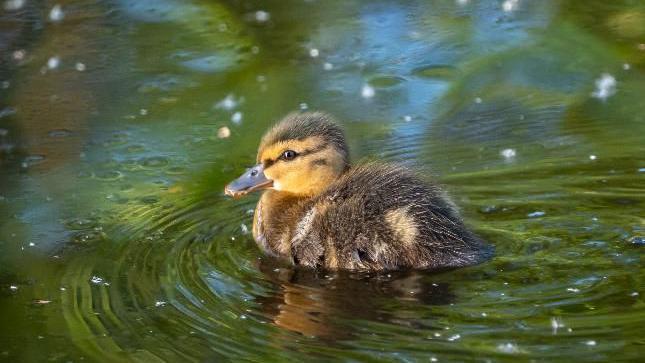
[225, 112, 491, 270]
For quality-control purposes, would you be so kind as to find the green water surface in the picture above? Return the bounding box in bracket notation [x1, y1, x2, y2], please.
[1, 0, 644, 361]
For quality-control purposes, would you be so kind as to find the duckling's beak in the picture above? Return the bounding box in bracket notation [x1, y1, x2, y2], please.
[224, 164, 273, 198]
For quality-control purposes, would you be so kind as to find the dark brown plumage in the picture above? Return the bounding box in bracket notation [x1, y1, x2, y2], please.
[225, 112, 491, 271]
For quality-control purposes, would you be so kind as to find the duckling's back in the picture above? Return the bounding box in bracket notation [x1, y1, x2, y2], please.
[290, 163, 490, 270]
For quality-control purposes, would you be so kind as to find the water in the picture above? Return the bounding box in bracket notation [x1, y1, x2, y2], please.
[1, 0, 644, 361]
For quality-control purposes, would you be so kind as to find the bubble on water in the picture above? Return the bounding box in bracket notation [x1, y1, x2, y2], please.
[231, 112, 243, 124]
[217, 126, 231, 139]
[240, 224, 249, 234]
[567, 287, 580, 293]
[589, 154, 597, 160]
[456, 0, 469, 6]
[323, 62, 333, 71]
[591, 73, 616, 100]
[403, 115, 412, 122]
[474, 97, 482, 104]
[502, 0, 519, 12]
[309, 48, 320, 58]
[447, 334, 461, 341]
[500, 148, 516, 160]
[75, 62, 86, 71]
[47, 56, 60, 70]
[430, 358, 437, 362]
[497, 343, 521, 354]
[49, 5, 64, 22]
[215, 94, 240, 111]
[551, 317, 565, 334]
[631, 292, 639, 296]
[0, 129, 8, 137]
[255, 10, 270, 22]
[299, 103, 308, 111]
[12, 49, 25, 61]
[28, 242, 35, 247]
[256, 75, 266, 83]
[1, 80, 9, 89]
[623, 63, 631, 70]
[639, 168, 645, 173]
[33, 299, 51, 305]
[9, 285, 18, 291]
[251, 46, 260, 54]
[361, 84, 375, 99]
[90, 276, 109, 286]
[585, 340, 596, 346]
[140, 156, 169, 168]
[3, 0, 24, 11]
[527, 211, 545, 218]
[155, 301, 167, 307]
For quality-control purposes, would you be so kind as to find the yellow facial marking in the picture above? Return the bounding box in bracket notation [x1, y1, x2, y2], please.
[385, 207, 418, 246]
[257, 136, 345, 196]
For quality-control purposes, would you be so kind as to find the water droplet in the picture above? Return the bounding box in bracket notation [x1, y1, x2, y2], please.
[500, 148, 516, 160]
[254, 10, 270, 22]
[502, 0, 519, 12]
[215, 94, 240, 111]
[527, 211, 545, 218]
[361, 84, 375, 99]
[217, 126, 231, 139]
[49, 4, 64, 22]
[497, 342, 520, 353]
[3, 0, 25, 11]
[90, 276, 106, 285]
[591, 73, 616, 100]
[231, 112, 243, 124]
[47, 56, 60, 70]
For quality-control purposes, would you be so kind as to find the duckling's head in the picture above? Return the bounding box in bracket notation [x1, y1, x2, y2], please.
[225, 112, 349, 198]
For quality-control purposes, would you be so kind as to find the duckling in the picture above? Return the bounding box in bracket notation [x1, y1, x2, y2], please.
[225, 112, 490, 271]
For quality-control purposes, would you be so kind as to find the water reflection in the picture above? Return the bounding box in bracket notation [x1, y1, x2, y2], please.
[258, 263, 455, 339]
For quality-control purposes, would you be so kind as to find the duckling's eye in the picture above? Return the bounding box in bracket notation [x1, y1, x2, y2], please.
[280, 150, 298, 161]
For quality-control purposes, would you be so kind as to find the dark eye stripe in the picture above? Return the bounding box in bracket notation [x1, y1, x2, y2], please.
[263, 142, 330, 169]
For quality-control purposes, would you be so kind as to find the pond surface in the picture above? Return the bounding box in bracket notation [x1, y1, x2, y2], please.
[1, 0, 644, 361]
